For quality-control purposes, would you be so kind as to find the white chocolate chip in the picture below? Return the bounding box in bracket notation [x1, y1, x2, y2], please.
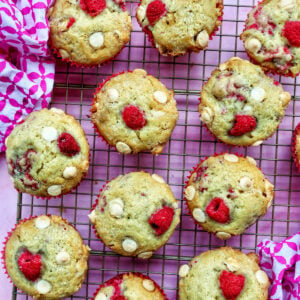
[88, 210, 96, 224]
[201, 107, 214, 124]
[224, 154, 239, 163]
[109, 202, 124, 218]
[41, 126, 58, 142]
[150, 110, 165, 118]
[252, 140, 263, 146]
[89, 32, 104, 49]
[280, 0, 296, 11]
[110, 198, 124, 208]
[142, 279, 155, 292]
[279, 91, 291, 105]
[35, 216, 51, 229]
[137, 6, 146, 21]
[225, 257, 240, 272]
[245, 38, 262, 53]
[246, 156, 257, 166]
[255, 270, 269, 286]
[137, 251, 153, 259]
[216, 232, 231, 240]
[196, 30, 209, 48]
[133, 69, 147, 76]
[212, 78, 228, 98]
[59, 49, 69, 59]
[95, 293, 108, 300]
[56, 251, 70, 264]
[153, 91, 167, 104]
[116, 142, 131, 154]
[47, 185, 62, 196]
[185, 186, 195, 201]
[50, 107, 64, 114]
[239, 176, 253, 190]
[219, 63, 227, 71]
[179, 264, 190, 278]
[243, 104, 253, 113]
[172, 202, 178, 209]
[122, 238, 137, 253]
[36, 280, 52, 294]
[63, 166, 77, 179]
[107, 88, 119, 101]
[251, 87, 266, 103]
[192, 208, 206, 223]
[152, 174, 165, 183]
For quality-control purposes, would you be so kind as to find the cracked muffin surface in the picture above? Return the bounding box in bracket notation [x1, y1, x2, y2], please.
[91, 69, 178, 155]
[136, 0, 223, 56]
[48, 0, 132, 66]
[5, 108, 89, 197]
[199, 57, 291, 147]
[184, 154, 274, 240]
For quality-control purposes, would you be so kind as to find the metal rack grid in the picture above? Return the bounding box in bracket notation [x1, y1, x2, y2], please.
[13, 0, 300, 299]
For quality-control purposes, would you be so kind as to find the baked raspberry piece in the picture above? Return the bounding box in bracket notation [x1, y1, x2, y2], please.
[66, 17, 76, 29]
[229, 115, 256, 136]
[206, 197, 230, 223]
[146, 0, 167, 26]
[18, 250, 42, 281]
[122, 105, 147, 130]
[282, 21, 300, 47]
[148, 206, 174, 235]
[79, 0, 106, 17]
[219, 270, 245, 300]
[57, 132, 80, 156]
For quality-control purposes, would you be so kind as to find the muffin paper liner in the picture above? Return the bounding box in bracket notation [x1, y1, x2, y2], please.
[291, 122, 300, 171]
[91, 272, 168, 300]
[136, 0, 224, 56]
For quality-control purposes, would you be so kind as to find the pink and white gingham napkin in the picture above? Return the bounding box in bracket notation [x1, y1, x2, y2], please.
[257, 233, 300, 300]
[0, 0, 55, 152]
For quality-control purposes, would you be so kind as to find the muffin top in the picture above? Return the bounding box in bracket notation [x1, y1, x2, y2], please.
[48, 0, 132, 66]
[92, 273, 167, 300]
[91, 69, 178, 155]
[4, 215, 90, 299]
[185, 154, 274, 240]
[6, 108, 89, 197]
[89, 171, 180, 258]
[241, 0, 300, 76]
[179, 247, 269, 300]
[199, 57, 291, 146]
[136, 0, 223, 56]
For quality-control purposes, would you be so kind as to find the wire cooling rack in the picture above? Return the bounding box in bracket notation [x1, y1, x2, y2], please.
[13, 0, 300, 299]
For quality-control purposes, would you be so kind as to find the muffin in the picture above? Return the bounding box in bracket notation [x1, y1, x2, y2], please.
[292, 122, 300, 170]
[136, 0, 223, 56]
[5, 108, 89, 197]
[48, 0, 132, 66]
[91, 69, 178, 155]
[241, 0, 300, 77]
[92, 273, 167, 299]
[184, 153, 274, 240]
[179, 247, 269, 300]
[3, 215, 90, 299]
[199, 57, 291, 146]
[89, 171, 180, 258]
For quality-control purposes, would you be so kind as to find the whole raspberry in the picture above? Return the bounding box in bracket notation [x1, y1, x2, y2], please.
[122, 105, 147, 130]
[206, 197, 230, 223]
[18, 250, 42, 281]
[282, 21, 300, 47]
[79, 0, 106, 17]
[219, 270, 245, 300]
[148, 206, 174, 235]
[229, 115, 256, 136]
[57, 133, 80, 156]
[146, 0, 167, 26]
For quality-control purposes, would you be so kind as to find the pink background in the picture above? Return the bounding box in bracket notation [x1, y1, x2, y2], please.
[1, 0, 300, 299]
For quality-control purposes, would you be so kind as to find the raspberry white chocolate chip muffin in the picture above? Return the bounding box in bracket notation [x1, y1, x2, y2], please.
[89, 171, 180, 258]
[199, 57, 291, 146]
[3, 215, 90, 299]
[91, 69, 178, 155]
[92, 273, 167, 299]
[179, 247, 269, 300]
[5, 108, 89, 197]
[241, 0, 300, 76]
[184, 154, 274, 240]
[136, 0, 223, 56]
[48, 0, 132, 66]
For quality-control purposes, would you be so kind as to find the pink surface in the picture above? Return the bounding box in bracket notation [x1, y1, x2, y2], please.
[1, 0, 300, 299]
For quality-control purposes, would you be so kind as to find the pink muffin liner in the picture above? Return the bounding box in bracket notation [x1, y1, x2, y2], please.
[291, 122, 300, 171]
[91, 272, 168, 300]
